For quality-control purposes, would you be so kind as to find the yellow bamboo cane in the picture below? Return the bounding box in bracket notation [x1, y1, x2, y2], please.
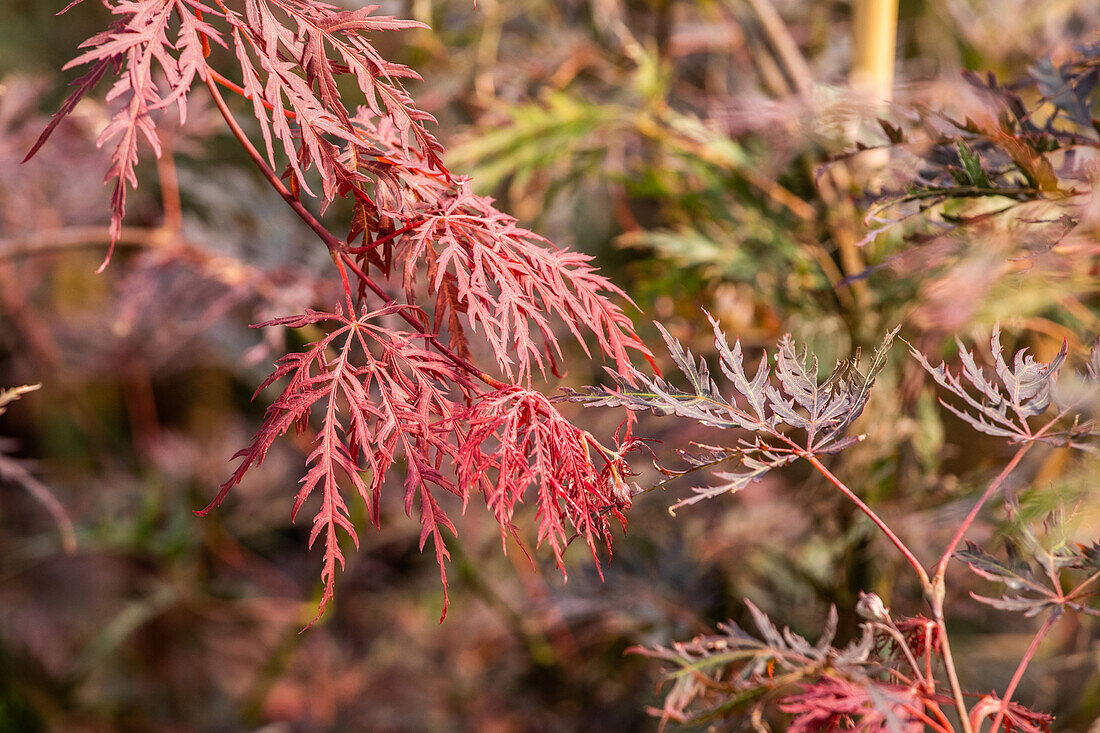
[852, 0, 899, 103]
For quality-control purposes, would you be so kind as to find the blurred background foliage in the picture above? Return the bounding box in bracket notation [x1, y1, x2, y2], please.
[1, 0, 1099, 730]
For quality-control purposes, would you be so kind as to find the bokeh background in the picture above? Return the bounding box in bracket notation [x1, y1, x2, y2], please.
[1, 0, 1099, 730]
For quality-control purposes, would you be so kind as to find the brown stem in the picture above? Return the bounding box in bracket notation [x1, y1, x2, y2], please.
[0, 226, 167, 260]
[741, 0, 814, 93]
[155, 135, 183, 235]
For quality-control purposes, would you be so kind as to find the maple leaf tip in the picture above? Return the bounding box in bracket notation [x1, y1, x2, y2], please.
[95, 231, 119, 273]
[193, 496, 223, 517]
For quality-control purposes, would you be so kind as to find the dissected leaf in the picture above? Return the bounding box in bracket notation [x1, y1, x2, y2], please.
[780, 677, 924, 733]
[909, 327, 1085, 445]
[632, 601, 927, 729]
[572, 316, 897, 506]
[458, 387, 631, 575]
[957, 527, 1100, 618]
[197, 305, 467, 621]
[30, 2, 657, 622]
[1030, 57, 1099, 133]
[394, 181, 653, 383]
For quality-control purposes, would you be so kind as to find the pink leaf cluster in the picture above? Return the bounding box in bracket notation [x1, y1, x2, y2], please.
[779, 678, 925, 733]
[460, 387, 633, 576]
[198, 304, 466, 621]
[30, 0, 653, 620]
[28, 0, 222, 267]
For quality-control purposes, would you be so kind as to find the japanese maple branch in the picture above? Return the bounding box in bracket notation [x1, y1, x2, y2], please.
[924, 439, 1034, 733]
[804, 442, 975, 730]
[335, 255, 505, 389]
[901, 704, 953, 733]
[934, 442, 1034, 583]
[927, 699, 955, 733]
[345, 218, 428, 255]
[803, 453, 930, 589]
[802, 441, 978, 731]
[875, 620, 930, 691]
[1069, 567, 1100, 601]
[202, 74, 505, 390]
[209, 67, 297, 121]
[931, 606, 972, 733]
[927, 415, 1062, 733]
[203, 75, 343, 254]
[935, 409, 1068, 584]
[984, 610, 1060, 733]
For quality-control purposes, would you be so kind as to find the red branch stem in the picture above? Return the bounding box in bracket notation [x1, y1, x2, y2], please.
[932, 605, 972, 733]
[935, 442, 1033, 582]
[987, 611, 1059, 732]
[346, 217, 427, 254]
[202, 74, 506, 390]
[804, 454, 929, 588]
[209, 67, 296, 120]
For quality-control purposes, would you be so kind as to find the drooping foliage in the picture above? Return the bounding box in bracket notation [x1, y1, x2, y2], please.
[631, 598, 948, 731]
[28, 0, 654, 621]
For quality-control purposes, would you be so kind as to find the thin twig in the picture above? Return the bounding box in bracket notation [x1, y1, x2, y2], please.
[740, 0, 814, 93]
[932, 602, 973, 733]
[735, 0, 868, 308]
[1068, 566, 1100, 601]
[0, 455, 77, 555]
[203, 75, 342, 253]
[204, 73, 507, 390]
[935, 442, 1033, 581]
[987, 610, 1060, 732]
[877, 619, 929, 691]
[927, 441, 1032, 733]
[209, 67, 297, 120]
[345, 217, 428, 255]
[0, 226, 166, 261]
[929, 412, 1067, 733]
[804, 454, 930, 589]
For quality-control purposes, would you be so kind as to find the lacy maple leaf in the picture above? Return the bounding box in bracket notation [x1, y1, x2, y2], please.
[196, 304, 467, 620]
[573, 313, 897, 508]
[909, 326, 1100, 449]
[459, 387, 634, 576]
[29, 0, 655, 621]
